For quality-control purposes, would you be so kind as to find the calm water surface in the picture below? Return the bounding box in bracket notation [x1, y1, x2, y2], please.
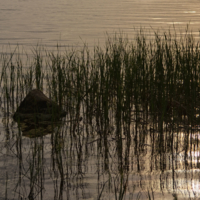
[1, 0, 200, 200]
[0, 0, 200, 50]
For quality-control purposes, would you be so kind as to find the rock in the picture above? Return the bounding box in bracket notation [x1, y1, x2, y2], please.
[13, 89, 66, 122]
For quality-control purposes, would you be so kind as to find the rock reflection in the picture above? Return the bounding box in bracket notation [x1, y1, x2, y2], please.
[2, 114, 200, 199]
[16, 121, 63, 138]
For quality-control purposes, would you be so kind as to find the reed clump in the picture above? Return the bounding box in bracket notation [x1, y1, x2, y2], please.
[1, 29, 200, 137]
[1, 27, 200, 199]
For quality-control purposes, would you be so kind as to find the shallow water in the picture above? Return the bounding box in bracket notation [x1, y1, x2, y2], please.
[0, 121, 199, 199]
[1, 97, 200, 200]
[1, 1, 200, 199]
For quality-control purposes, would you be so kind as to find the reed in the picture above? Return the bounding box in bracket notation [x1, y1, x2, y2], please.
[1, 27, 200, 199]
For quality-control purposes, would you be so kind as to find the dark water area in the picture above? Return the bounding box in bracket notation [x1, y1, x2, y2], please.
[1, 0, 200, 199]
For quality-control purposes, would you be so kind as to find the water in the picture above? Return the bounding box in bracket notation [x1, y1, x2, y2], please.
[1, 0, 200, 199]
[0, 0, 200, 51]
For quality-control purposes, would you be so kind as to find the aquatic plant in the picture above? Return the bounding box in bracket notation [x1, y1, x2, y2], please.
[1, 27, 200, 199]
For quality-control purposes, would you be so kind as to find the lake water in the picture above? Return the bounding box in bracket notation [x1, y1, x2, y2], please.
[1, 0, 200, 51]
[1, 0, 200, 200]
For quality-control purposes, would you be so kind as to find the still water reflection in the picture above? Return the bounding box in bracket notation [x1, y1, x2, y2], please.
[1, 103, 200, 199]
